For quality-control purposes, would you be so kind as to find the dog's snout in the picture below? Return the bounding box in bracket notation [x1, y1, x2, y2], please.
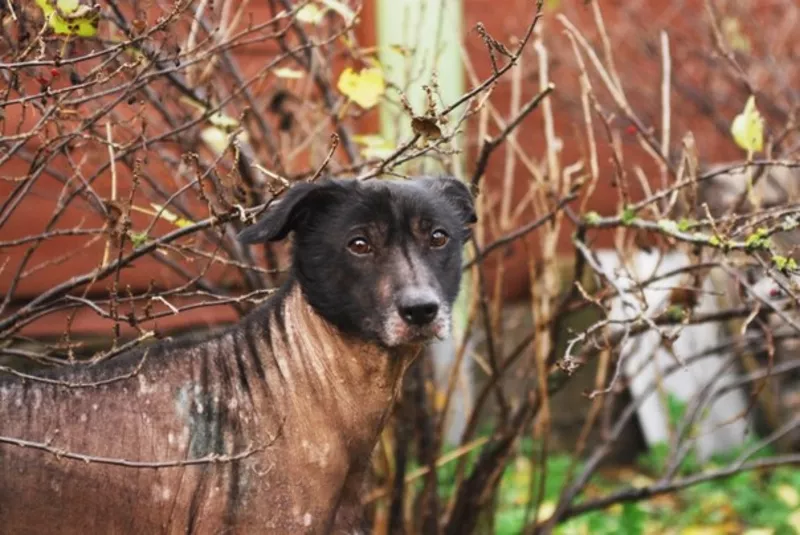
[399, 301, 439, 326]
[397, 290, 440, 326]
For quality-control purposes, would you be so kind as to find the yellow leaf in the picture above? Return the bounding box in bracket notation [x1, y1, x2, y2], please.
[631, 474, 655, 489]
[35, 0, 99, 37]
[208, 112, 239, 131]
[274, 67, 305, 79]
[731, 95, 764, 152]
[681, 527, 722, 535]
[536, 501, 556, 522]
[296, 3, 327, 25]
[776, 485, 800, 508]
[681, 524, 740, 535]
[178, 97, 239, 132]
[609, 503, 624, 516]
[432, 389, 447, 412]
[200, 127, 229, 155]
[352, 134, 395, 159]
[149, 203, 194, 229]
[388, 44, 414, 57]
[788, 510, 800, 534]
[721, 17, 751, 53]
[200, 126, 248, 156]
[319, 0, 355, 24]
[337, 65, 385, 109]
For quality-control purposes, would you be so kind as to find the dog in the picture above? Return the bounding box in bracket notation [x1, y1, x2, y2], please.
[0, 176, 476, 534]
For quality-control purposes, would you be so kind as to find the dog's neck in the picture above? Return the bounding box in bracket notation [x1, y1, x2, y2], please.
[259, 281, 421, 448]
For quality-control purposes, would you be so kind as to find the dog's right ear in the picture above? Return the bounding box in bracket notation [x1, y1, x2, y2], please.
[238, 181, 341, 244]
[416, 176, 478, 225]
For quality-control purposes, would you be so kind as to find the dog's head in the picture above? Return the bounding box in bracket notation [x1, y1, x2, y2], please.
[238, 177, 477, 347]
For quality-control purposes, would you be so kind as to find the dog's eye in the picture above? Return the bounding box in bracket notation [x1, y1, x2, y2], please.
[347, 237, 372, 256]
[430, 229, 449, 248]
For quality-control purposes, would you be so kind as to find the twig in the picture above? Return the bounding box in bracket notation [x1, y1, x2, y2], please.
[470, 84, 555, 190]
[0, 436, 268, 469]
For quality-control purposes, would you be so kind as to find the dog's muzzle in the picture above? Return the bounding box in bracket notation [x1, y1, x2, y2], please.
[381, 288, 449, 347]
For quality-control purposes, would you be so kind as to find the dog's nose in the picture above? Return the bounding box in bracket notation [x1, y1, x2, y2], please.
[398, 292, 440, 326]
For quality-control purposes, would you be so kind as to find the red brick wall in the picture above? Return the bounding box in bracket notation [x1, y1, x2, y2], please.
[1, 2, 378, 336]
[464, 0, 796, 300]
[2, 1, 794, 333]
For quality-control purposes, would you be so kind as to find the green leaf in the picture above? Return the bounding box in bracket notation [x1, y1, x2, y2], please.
[678, 218, 694, 232]
[620, 206, 636, 225]
[619, 503, 647, 535]
[129, 231, 149, 248]
[731, 95, 764, 152]
[745, 227, 771, 250]
[773, 255, 798, 272]
[584, 211, 601, 224]
[666, 393, 688, 428]
[666, 305, 686, 322]
[35, 0, 99, 37]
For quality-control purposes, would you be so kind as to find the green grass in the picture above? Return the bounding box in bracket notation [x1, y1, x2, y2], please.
[423, 434, 800, 534]
[485, 437, 800, 535]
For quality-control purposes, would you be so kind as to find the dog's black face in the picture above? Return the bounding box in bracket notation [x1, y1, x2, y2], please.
[238, 177, 477, 347]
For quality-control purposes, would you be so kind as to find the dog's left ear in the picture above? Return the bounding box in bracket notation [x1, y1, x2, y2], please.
[238, 180, 343, 244]
[417, 176, 478, 225]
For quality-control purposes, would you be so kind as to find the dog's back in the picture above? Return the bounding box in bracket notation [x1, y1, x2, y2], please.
[0, 177, 476, 534]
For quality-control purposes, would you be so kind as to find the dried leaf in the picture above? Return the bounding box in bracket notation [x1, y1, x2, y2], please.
[35, 0, 100, 37]
[131, 19, 147, 34]
[731, 95, 764, 152]
[411, 116, 442, 140]
[337, 64, 385, 109]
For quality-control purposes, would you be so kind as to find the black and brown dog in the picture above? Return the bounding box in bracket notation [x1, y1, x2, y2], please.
[0, 177, 476, 534]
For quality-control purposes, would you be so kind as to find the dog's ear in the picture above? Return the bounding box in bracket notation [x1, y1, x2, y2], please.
[417, 176, 478, 225]
[238, 181, 342, 244]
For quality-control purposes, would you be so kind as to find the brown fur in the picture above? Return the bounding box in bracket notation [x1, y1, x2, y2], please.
[0, 284, 420, 534]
